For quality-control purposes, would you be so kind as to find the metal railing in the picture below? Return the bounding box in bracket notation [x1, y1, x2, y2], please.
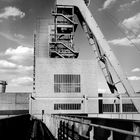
[46, 114, 140, 140]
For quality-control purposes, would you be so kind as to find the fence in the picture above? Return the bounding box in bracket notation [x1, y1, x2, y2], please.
[46, 114, 140, 140]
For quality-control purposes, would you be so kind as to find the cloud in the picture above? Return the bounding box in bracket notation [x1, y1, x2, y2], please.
[0, 6, 25, 20]
[0, 32, 31, 47]
[108, 36, 140, 47]
[0, 59, 33, 75]
[5, 46, 33, 63]
[0, 6, 25, 19]
[98, 0, 116, 11]
[14, 34, 25, 40]
[128, 76, 140, 81]
[119, 0, 140, 11]
[132, 68, 140, 72]
[120, 13, 140, 37]
[108, 38, 132, 47]
[0, 60, 17, 69]
[10, 76, 32, 86]
[17, 65, 33, 73]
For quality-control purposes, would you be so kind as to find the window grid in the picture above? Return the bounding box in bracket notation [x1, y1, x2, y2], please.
[54, 74, 81, 93]
[102, 104, 137, 112]
[54, 103, 81, 110]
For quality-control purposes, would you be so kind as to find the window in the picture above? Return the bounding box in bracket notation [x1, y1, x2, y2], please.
[54, 74, 81, 93]
[102, 104, 137, 112]
[54, 103, 81, 110]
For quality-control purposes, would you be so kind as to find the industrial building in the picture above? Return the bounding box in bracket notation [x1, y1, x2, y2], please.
[30, 17, 98, 118]
[0, 0, 139, 139]
[30, 1, 140, 119]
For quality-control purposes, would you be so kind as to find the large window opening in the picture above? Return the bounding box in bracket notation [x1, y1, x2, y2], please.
[54, 74, 81, 93]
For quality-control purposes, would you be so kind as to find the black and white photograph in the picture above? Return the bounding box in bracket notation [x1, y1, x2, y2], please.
[0, 0, 140, 139]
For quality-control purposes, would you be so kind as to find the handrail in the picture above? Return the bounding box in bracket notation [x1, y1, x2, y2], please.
[52, 114, 140, 138]
[50, 50, 65, 58]
[50, 42, 79, 54]
[52, 12, 78, 26]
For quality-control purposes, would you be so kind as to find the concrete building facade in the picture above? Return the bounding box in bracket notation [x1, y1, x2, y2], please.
[31, 58, 98, 116]
[30, 17, 98, 118]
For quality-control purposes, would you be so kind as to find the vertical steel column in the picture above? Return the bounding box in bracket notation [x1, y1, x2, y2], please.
[72, 123, 75, 140]
[55, 117, 58, 139]
[58, 120, 63, 140]
[62, 121, 65, 140]
[119, 94, 123, 114]
[114, 102, 116, 113]
[79, 119, 83, 140]
[66, 122, 69, 140]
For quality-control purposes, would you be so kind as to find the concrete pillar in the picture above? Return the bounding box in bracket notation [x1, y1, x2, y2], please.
[119, 95, 123, 114]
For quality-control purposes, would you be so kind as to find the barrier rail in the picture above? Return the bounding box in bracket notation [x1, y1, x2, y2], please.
[46, 114, 140, 140]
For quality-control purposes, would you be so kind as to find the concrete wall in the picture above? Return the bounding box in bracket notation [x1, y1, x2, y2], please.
[0, 92, 30, 116]
[31, 58, 98, 116]
[35, 58, 97, 98]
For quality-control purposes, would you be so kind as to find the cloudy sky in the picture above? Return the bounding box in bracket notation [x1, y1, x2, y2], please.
[0, 0, 140, 93]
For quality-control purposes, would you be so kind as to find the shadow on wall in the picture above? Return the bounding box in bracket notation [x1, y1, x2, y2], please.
[0, 114, 56, 140]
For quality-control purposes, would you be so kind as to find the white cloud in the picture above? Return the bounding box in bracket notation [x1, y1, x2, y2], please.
[5, 46, 33, 63]
[108, 36, 140, 47]
[17, 65, 33, 71]
[108, 37, 132, 47]
[14, 34, 25, 40]
[11, 76, 32, 86]
[0, 59, 33, 75]
[0, 32, 22, 44]
[132, 68, 140, 72]
[0, 32, 31, 47]
[0, 6, 25, 20]
[128, 76, 140, 81]
[16, 65, 33, 74]
[120, 13, 140, 37]
[0, 60, 17, 69]
[98, 0, 116, 11]
[119, 0, 140, 11]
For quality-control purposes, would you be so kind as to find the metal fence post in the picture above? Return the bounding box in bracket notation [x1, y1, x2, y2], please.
[55, 118, 59, 139]
[72, 123, 75, 140]
[63, 121, 65, 140]
[59, 120, 63, 140]
[108, 130, 113, 140]
[79, 120, 83, 140]
[61, 121, 64, 140]
[90, 126, 94, 140]
[66, 122, 69, 140]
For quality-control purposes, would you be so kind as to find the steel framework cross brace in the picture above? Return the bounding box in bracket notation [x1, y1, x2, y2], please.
[56, 0, 140, 112]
